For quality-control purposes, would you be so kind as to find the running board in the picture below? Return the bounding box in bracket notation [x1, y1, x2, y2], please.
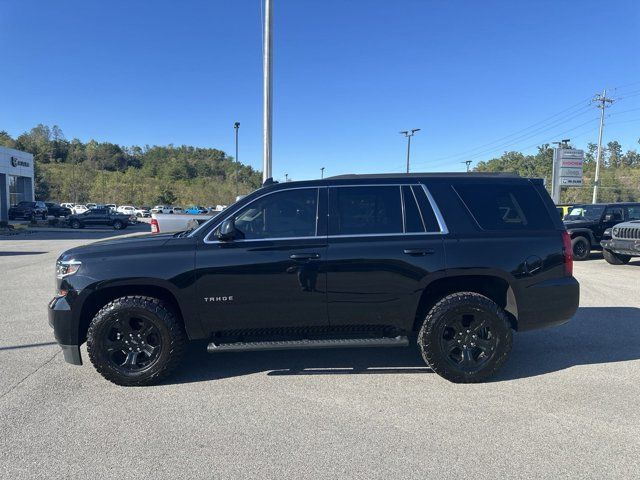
[207, 336, 409, 353]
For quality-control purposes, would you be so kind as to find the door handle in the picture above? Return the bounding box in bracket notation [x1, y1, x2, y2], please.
[290, 253, 321, 260]
[403, 249, 435, 256]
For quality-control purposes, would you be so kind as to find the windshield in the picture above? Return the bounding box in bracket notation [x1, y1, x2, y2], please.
[565, 205, 605, 221]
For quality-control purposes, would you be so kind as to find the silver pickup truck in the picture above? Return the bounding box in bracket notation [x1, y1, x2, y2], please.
[151, 212, 219, 234]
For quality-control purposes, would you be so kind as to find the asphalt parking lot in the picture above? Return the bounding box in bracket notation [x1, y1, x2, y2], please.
[1, 230, 639, 479]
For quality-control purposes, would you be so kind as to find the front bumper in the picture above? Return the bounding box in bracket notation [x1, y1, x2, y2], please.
[516, 276, 580, 331]
[48, 295, 82, 365]
[601, 238, 640, 256]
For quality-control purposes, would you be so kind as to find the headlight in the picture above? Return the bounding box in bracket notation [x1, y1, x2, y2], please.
[603, 228, 612, 237]
[56, 259, 82, 278]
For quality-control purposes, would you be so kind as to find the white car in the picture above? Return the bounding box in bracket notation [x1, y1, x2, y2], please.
[134, 207, 151, 218]
[151, 205, 173, 214]
[172, 206, 184, 214]
[72, 204, 88, 214]
[60, 203, 75, 210]
[117, 205, 136, 215]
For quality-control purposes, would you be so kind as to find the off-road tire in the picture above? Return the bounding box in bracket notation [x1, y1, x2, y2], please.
[571, 236, 591, 261]
[602, 248, 631, 265]
[87, 296, 186, 386]
[418, 292, 513, 383]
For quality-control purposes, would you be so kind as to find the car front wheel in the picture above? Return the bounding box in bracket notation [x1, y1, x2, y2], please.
[70, 219, 82, 229]
[418, 292, 513, 383]
[87, 296, 186, 386]
[113, 220, 124, 230]
[603, 248, 631, 265]
[571, 236, 591, 261]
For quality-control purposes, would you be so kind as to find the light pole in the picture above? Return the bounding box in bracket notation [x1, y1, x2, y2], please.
[461, 160, 472, 172]
[320, 167, 325, 179]
[234, 122, 240, 195]
[400, 128, 420, 173]
[262, 0, 273, 182]
[285, 173, 289, 182]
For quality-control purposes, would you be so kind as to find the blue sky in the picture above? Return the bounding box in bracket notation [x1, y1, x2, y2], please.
[1, 0, 639, 181]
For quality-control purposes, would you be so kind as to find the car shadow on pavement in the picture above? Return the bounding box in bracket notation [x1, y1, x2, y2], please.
[496, 306, 640, 381]
[168, 306, 640, 385]
[0, 251, 47, 256]
[169, 341, 430, 384]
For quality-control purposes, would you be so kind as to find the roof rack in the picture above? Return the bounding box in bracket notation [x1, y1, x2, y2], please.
[326, 172, 521, 180]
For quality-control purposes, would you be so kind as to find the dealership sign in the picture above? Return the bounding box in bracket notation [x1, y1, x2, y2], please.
[556, 148, 584, 186]
[10, 156, 30, 168]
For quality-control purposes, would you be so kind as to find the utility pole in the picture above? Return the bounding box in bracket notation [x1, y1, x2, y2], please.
[262, 0, 273, 183]
[592, 90, 614, 203]
[234, 122, 240, 196]
[399, 128, 420, 173]
[461, 160, 472, 172]
[284, 173, 288, 182]
[320, 167, 325, 179]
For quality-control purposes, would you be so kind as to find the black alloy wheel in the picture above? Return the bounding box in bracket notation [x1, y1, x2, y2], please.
[87, 296, 186, 386]
[571, 236, 590, 261]
[113, 220, 124, 230]
[70, 219, 81, 229]
[99, 314, 162, 373]
[418, 292, 513, 383]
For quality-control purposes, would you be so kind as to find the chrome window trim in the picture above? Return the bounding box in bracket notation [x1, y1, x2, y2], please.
[399, 186, 407, 233]
[203, 186, 322, 244]
[409, 185, 428, 232]
[420, 184, 449, 234]
[202, 182, 449, 244]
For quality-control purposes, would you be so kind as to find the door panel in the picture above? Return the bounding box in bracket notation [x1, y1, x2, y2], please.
[326, 236, 445, 329]
[195, 239, 327, 332]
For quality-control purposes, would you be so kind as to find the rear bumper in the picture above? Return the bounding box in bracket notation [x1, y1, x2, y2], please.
[601, 238, 640, 256]
[516, 276, 580, 331]
[48, 295, 82, 365]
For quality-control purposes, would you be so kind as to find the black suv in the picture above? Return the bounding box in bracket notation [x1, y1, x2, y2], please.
[563, 202, 640, 260]
[49, 174, 579, 386]
[8, 201, 48, 220]
[45, 202, 72, 218]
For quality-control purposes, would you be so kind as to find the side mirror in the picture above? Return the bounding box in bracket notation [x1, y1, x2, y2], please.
[217, 218, 236, 241]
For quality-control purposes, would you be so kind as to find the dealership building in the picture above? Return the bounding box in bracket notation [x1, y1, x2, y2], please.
[0, 146, 35, 222]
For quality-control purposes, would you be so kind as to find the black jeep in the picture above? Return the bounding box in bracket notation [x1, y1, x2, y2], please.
[563, 202, 640, 260]
[49, 173, 579, 386]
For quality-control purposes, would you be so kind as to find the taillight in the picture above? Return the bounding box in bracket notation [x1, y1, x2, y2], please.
[151, 218, 159, 234]
[562, 230, 573, 276]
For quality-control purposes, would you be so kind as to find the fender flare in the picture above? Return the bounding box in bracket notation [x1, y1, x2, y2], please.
[566, 228, 596, 245]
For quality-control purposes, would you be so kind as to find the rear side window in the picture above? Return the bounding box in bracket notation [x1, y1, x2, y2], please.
[329, 186, 403, 235]
[453, 183, 553, 230]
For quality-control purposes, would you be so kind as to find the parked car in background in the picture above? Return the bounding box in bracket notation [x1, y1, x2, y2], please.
[105, 204, 117, 211]
[172, 206, 184, 214]
[60, 203, 75, 210]
[151, 211, 217, 234]
[116, 205, 136, 215]
[151, 205, 173, 214]
[86, 203, 97, 210]
[66, 208, 133, 230]
[8, 201, 48, 220]
[45, 202, 72, 218]
[185, 205, 208, 214]
[72, 205, 88, 214]
[134, 207, 151, 218]
[563, 202, 640, 260]
[600, 220, 640, 264]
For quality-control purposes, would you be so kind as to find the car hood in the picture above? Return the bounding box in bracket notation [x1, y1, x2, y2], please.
[60, 233, 175, 260]
[563, 219, 596, 228]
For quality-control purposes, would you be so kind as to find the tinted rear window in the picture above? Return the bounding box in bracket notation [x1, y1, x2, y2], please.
[329, 186, 403, 235]
[453, 183, 553, 230]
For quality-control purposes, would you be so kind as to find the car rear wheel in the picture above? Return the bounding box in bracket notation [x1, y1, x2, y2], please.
[418, 292, 513, 383]
[602, 248, 631, 265]
[87, 296, 186, 386]
[70, 219, 82, 229]
[113, 220, 124, 230]
[571, 236, 591, 261]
